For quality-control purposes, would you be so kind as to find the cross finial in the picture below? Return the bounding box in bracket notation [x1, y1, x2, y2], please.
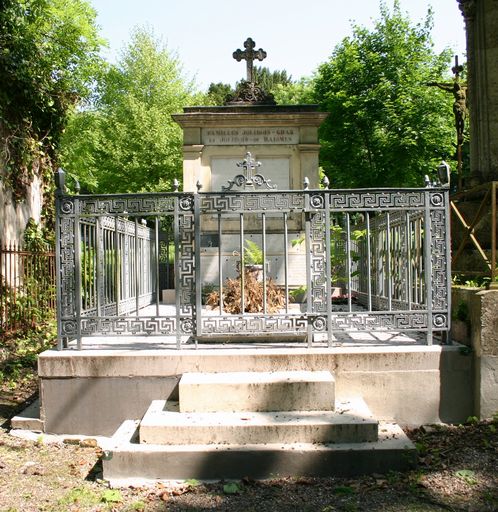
[233, 37, 267, 83]
[237, 152, 261, 184]
[452, 55, 464, 82]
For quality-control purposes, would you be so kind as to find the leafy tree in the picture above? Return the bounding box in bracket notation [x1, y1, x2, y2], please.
[61, 28, 199, 193]
[206, 82, 234, 106]
[252, 66, 292, 93]
[206, 68, 292, 106]
[314, 1, 455, 188]
[0, 0, 103, 201]
[273, 77, 315, 105]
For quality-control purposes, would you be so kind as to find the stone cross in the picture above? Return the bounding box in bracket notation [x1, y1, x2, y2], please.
[233, 38, 267, 83]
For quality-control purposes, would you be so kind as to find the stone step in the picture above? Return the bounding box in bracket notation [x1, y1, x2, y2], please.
[179, 370, 335, 413]
[139, 398, 377, 446]
[102, 419, 416, 484]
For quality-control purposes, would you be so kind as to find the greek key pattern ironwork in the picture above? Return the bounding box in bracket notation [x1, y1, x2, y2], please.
[178, 212, 195, 316]
[325, 191, 426, 211]
[199, 193, 305, 213]
[201, 315, 308, 334]
[430, 209, 448, 311]
[309, 211, 327, 313]
[72, 195, 179, 215]
[328, 312, 428, 330]
[78, 317, 179, 336]
[59, 217, 76, 317]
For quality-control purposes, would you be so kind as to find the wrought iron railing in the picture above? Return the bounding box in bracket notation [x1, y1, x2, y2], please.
[0, 242, 56, 334]
[55, 171, 451, 349]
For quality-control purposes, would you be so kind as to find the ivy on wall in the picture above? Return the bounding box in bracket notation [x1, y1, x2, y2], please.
[0, 0, 104, 213]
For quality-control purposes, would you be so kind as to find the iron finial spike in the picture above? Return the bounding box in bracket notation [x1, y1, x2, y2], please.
[173, 179, 179, 192]
[322, 176, 330, 190]
[196, 180, 203, 193]
[74, 178, 81, 194]
[303, 177, 310, 190]
[55, 168, 66, 195]
[424, 175, 431, 188]
[437, 160, 451, 187]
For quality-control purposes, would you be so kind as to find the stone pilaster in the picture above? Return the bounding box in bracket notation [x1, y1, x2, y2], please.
[470, 289, 498, 418]
[458, 0, 498, 185]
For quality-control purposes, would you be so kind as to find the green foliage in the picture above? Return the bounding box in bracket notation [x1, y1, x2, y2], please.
[58, 487, 100, 507]
[223, 482, 243, 494]
[252, 66, 292, 92]
[0, 0, 104, 200]
[313, 1, 455, 188]
[273, 77, 315, 105]
[206, 82, 234, 106]
[455, 469, 478, 485]
[244, 239, 263, 265]
[333, 486, 355, 495]
[61, 27, 199, 193]
[0, 323, 56, 390]
[101, 489, 123, 504]
[23, 218, 53, 250]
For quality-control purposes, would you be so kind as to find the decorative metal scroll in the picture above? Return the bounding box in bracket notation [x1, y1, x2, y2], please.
[222, 152, 277, 191]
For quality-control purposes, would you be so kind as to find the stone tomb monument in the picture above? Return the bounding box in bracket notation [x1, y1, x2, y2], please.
[172, 38, 327, 288]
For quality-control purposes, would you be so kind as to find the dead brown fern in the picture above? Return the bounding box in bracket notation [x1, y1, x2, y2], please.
[206, 269, 285, 314]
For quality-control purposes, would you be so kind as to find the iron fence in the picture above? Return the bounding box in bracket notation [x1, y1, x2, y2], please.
[55, 170, 451, 349]
[0, 242, 56, 334]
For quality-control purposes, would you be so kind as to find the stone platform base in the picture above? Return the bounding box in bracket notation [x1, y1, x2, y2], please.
[36, 343, 473, 436]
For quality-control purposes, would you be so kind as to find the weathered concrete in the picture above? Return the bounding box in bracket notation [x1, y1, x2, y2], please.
[40, 377, 178, 436]
[102, 419, 416, 482]
[10, 399, 44, 431]
[37, 345, 473, 435]
[178, 371, 335, 413]
[139, 397, 376, 445]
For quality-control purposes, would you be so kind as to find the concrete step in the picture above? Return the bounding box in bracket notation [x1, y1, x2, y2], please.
[102, 419, 416, 484]
[179, 370, 335, 413]
[139, 398, 377, 445]
[10, 399, 44, 431]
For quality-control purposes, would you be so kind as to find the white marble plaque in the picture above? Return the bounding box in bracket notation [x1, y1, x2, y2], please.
[202, 127, 299, 145]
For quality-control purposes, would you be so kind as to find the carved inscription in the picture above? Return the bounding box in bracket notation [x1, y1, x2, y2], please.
[202, 127, 299, 145]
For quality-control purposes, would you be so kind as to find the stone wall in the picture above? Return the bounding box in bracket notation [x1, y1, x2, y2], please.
[471, 289, 498, 418]
[0, 163, 44, 244]
[451, 285, 498, 419]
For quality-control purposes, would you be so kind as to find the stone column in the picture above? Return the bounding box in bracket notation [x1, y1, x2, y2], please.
[182, 145, 204, 193]
[470, 289, 498, 418]
[458, 0, 498, 184]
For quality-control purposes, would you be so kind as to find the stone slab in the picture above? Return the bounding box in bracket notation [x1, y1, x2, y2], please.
[178, 370, 335, 412]
[10, 399, 44, 431]
[102, 419, 416, 483]
[139, 397, 376, 445]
